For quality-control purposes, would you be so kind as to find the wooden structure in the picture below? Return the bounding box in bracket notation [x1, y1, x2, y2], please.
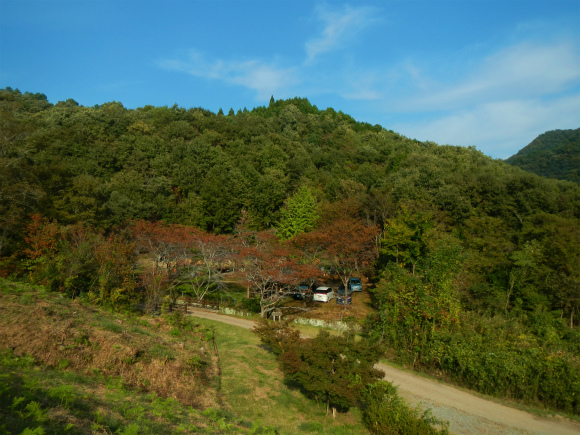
[271, 310, 283, 322]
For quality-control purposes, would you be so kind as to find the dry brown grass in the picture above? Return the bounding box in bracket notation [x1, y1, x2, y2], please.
[0, 290, 219, 409]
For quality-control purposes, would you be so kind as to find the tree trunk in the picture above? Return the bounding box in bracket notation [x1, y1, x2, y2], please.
[506, 274, 515, 315]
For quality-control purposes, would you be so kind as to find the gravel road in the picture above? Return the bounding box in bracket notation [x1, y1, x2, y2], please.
[188, 308, 580, 435]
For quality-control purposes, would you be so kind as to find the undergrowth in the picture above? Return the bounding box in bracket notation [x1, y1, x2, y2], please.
[0, 349, 277, 434]
[0, 281, 279, 434]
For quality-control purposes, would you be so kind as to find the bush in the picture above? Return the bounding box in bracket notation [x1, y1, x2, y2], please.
[299, 421, 323, 432]
[368, 305, 580, 414]
[361, 381, 449, 435]
[241, 296, 261, 314]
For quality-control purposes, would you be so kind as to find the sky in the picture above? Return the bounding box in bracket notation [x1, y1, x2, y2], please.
[1, 0, 579, 159]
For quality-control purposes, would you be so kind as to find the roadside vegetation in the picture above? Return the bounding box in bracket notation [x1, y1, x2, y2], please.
[252, 320, 449, 434]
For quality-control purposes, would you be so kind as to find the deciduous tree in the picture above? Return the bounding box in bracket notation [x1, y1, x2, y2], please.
[254, 321, 384, 417]
[233, 231, 321, 317]
[294, 216, 379, 293]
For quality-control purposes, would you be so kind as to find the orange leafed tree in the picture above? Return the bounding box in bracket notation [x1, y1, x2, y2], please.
[232, 230, 322, 317]
[294, 216, 379, 292]
[131, 220, 234, 306]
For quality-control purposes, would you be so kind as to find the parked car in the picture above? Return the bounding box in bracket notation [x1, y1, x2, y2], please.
[347, 277, 363, 292]
[336, 285, 352, 305]
[313, 286, 335, 303]
[292, 283, 313, 300]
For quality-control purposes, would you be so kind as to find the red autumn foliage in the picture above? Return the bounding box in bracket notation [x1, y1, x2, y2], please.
[231, 230, 322, 317]
[293, 216, 379, 290]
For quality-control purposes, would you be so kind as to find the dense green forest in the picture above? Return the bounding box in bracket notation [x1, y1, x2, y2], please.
[1, 87, 579, 414]
[506, 128, 580, 185]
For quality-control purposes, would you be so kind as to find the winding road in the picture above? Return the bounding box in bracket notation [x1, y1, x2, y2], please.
[188, 308, 580, 435]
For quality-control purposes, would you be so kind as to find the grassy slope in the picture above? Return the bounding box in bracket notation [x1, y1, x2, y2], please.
[0, 280, 369, 435]
[194, 317, 369, 435]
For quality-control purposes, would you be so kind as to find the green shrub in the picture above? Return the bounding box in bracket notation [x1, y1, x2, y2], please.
[361, 381, 448, 435]
[101, 320, 123, 333]
[299, 421, 323, 432]
[165, 311, 194, 331]
[148, 344, 174, 361]
[19, 294, 35, 305]
[241, 296, 261, 314]
[368, 306, 580, 414]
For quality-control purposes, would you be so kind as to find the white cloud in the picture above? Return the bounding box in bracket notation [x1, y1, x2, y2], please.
[159, 50, 299, 100]
[157, 11, 579, 160]
[304, 4, 376, 64]
[396, 41, 580, 112]
[392, 94, 580, 159]
[370, 39, 580, 157]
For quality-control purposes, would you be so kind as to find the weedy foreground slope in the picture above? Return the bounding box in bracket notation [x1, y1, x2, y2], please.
[0, 280, 269, 434]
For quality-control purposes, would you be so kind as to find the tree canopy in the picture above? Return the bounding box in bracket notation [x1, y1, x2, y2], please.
[506, 128, 580, 185]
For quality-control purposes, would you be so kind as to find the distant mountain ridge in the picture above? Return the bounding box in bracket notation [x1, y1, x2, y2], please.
[505, 128, 580, 185]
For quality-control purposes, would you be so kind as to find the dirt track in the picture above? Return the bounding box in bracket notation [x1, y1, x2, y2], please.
[188, 308, 580, 435]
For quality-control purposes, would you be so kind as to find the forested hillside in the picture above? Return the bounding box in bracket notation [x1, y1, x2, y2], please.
[506, 128, 580, 185]
[1, 87, 579, 414]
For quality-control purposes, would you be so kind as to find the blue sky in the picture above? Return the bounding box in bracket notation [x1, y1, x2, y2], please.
[1, 0, 579, 158]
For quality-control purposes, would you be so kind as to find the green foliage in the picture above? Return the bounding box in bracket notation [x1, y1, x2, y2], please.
[148, 344, 175, 361]
[115, 423, 140, 435]
[101, 320, 124, 333]
[299, 421, 324, 432]
[368, 293, 580, 414]
[506, 128, 580, 185]
[429, 313, 580, 414]
[0, 347, 271, 435]
[379, 205, 432, 270]
[241, 296, 262, 313]
[254, 321, 384, 411]
[370, 223, 580, 414]
[370, 231, 463, 352]
[3, 86, 580, 415]
[277, 186, 319, 239]
[361, 381, 448, 435]
[20, 427, 45, 435]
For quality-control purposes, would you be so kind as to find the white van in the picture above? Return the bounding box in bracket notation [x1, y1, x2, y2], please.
[313, 286, 335, 303]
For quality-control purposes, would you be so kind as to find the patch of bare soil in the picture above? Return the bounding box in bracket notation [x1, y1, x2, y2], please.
[0, 290, 220, 409]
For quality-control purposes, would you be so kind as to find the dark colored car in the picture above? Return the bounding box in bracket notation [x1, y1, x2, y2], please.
[292, 283, 313, 300]
[336, 285, 352, 305]
[347, 277, 363, 292]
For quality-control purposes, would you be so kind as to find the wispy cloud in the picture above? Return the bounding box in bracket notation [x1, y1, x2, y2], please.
[393, 94, 580, 159]
[157, 4, 378, 101]
[395, 41, 580, 112]
[304, 4, 377, 64]
[159, 50, 299, 100]
[373, 39, 580, 157]
[157, 5, 579, 158]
